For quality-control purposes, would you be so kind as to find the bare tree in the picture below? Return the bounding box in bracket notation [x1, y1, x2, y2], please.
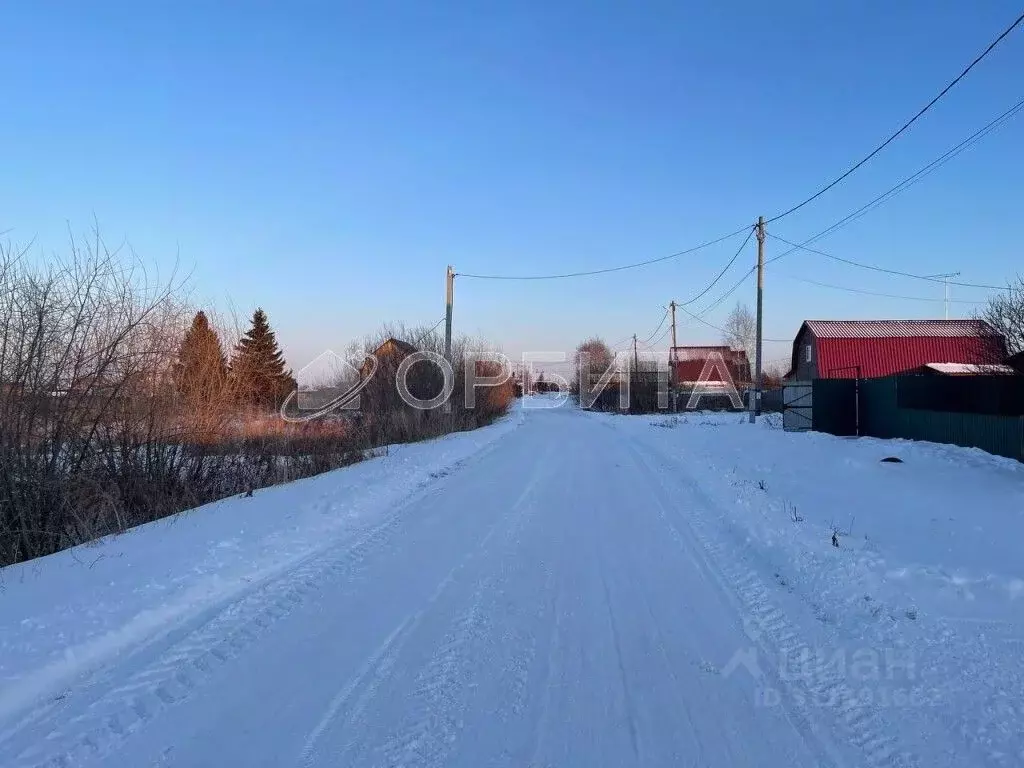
[722, 301, 755, 377]
[762, 361, 788, 388]
[0, 230, 517, 567]
[722, 302, 755, 353]
[982, 276, 1024, 355]
[573, 337, 614, 393]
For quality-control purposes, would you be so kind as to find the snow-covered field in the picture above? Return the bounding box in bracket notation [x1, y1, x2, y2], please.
[0, 397, 1021, 767]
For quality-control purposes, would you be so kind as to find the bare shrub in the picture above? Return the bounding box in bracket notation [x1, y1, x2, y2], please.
[0, 236, 514, 567]
[350, 324, 515, 447]
[0, 234, 363, 566]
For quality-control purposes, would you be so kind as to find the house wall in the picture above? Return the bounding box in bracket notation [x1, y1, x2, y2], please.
[792, 329, 818, 380]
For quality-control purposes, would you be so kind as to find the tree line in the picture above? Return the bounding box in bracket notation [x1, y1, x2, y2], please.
[176, 307, 295, 415]
[0, 233, 513, 567]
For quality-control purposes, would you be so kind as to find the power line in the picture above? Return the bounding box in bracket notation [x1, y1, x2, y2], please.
[773, 271, 986, 303]
[455, 226, 751, 280]
[631, 325, 672, 352]
[675, 301, 791, 343]
[767, 97, 1024, 266]
[640, 307, 670, 344]
[766, 10, 1024, 224]
[680, 225, 756, 306]
[412, 316, 446, 346]
[767, 233, 1011, 291]
[642, 324, 672, 348]
[695, 266, 756, 317]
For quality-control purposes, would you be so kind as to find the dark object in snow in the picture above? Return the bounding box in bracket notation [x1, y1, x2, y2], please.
[832, 531, 839, 547]
[242, 488, 254, 498]
[880, 456, 904, 463]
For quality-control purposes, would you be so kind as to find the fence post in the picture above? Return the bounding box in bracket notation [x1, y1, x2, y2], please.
[854, 365, 862, 437]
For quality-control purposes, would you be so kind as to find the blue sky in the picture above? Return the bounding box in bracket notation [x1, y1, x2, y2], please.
[2, 1, 1022, 372]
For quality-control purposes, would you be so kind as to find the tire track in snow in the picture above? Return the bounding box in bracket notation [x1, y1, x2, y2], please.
[625, 436, 920, 768]
[526, 564, 561, 768]
[0, 430, 524, 749]
[2, 455, 500, 768]
[370, 443, 554, 768]
[373, 578, 493, 768]
[298, 562, 466, 768]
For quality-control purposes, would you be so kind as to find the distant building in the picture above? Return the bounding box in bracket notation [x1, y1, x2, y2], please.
[785, 320, 1006, 380]
[671, 346, 750, 387]
[359, 337, 443, 414]
[361, 337, 418, 379]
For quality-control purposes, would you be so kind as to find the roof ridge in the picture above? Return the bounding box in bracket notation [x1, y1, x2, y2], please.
[806, 319, 986, 324]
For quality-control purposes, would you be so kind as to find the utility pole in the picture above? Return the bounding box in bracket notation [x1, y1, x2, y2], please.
[750, 217, 765, 424]
[669, 300, 678, 412]
[443, 265, 454, 414]
[444, 265, 454, 361]
[632, 333, 639, 373]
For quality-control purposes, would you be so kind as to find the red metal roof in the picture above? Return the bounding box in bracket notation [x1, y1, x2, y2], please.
[803, 319, 994, 339]
[815, 337, 1004, 379]
[796, 320, 1006, 379]
[672, 346, 750, 384]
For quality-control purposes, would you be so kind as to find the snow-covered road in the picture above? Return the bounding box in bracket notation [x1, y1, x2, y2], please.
[2, 400, 1022, 767]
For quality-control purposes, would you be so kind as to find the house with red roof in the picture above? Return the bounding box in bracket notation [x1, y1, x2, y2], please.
[672, 345, 751, 387]
[786, 320, 1007, 380]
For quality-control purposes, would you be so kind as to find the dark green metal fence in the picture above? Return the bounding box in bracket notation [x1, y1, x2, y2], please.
[896, 374, 1024, 415]
[815, 376, 1024, 462]
[812, 379, 858, 436]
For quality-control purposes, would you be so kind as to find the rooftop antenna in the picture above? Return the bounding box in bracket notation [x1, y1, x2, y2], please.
[923, 272, 961, 320]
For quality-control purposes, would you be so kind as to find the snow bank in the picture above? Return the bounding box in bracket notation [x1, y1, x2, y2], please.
[619, 411, 1024, 764]
[0, 413, 522, 723]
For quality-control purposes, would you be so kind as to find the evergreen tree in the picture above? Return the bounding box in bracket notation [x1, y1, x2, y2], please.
[175, 310, 228, 402]
[229, 308, 295, 409]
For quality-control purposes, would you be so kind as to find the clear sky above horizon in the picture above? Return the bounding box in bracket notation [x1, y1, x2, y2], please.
[3, 1, 1022, 373]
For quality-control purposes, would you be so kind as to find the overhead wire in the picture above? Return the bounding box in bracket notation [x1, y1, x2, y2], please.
[773, 272, 986, 303]
[412, 316, 446, 346]
[768, 233, 1011, 291]
[696, 266, 756, 317]
[455, 226, 751, 280]
[640, 306, 670, 344]
[642, 324, 673, 349]
[674, 301, 791, 343]
[766, 96, 1024, 267]
[766, 10, 1024, 224]
[680, 225, 756, 306]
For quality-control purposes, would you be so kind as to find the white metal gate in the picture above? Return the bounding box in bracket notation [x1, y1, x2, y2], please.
[783, 381, 813, 432]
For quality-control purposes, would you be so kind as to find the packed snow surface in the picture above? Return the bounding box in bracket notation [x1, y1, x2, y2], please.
[1, 396, 1022, 767]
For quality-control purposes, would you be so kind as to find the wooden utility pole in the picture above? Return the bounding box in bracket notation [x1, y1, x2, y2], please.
[669, 300, 678, 411]
[632, 334, 639, 373]
[444, 265, 454, 361]
[443, 265, 454, 414]
[750, 217, 766, 423]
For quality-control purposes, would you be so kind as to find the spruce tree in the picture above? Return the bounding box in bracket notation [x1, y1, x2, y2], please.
[175, 310, 228, 402]
[229, 308, 295, 410]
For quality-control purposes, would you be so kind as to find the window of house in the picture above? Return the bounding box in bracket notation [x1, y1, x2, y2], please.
[805, 344, 812, 363]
